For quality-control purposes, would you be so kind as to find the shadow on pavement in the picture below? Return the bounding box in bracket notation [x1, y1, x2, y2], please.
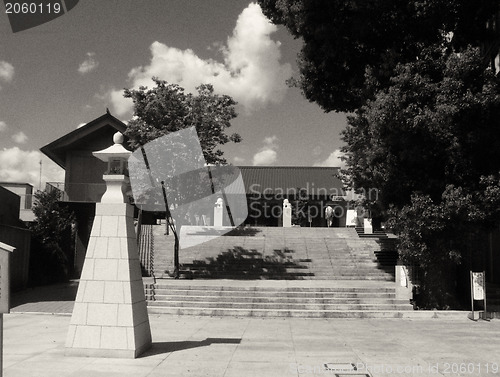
[141, 338, 242, 357]
[10, 280, 78, 309]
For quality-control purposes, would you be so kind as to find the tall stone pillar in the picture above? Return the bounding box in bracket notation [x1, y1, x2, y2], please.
[66, 132, 152, 358]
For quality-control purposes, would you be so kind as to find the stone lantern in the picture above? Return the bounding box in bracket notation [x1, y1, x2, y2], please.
[66, 132, 152, 358]
[92, 132, 131, 203]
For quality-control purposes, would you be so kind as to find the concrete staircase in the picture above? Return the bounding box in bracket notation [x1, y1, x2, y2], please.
[141, 226, 412, 317]
[147, 280, 413, 318]
[151, 226, 397, 281]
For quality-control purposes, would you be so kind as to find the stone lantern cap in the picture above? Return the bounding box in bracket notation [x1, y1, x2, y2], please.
[92, 132, 131, 162]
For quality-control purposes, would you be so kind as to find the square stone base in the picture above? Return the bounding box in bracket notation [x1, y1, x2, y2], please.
[65, 341, 151, 359]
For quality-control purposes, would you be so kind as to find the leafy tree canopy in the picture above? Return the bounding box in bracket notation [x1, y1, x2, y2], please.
[258, 0, 499, 112]
[124, 78, 242, 165]
[341, 46, 500, 211]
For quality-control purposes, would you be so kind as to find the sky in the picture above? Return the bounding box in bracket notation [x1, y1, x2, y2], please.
[0, 0, 348, 190]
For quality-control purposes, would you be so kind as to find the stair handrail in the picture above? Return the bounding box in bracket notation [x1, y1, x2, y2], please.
[136, 208, 155, 278]
[149, 223, 155, 279]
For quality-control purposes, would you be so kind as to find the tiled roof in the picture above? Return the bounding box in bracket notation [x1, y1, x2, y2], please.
[237, 166, 344, 197]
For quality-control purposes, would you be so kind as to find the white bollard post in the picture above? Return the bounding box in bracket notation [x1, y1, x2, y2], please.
[214, 197, 224, 226]
[283, 199, 292, 227]
[363, 218, 373, 234]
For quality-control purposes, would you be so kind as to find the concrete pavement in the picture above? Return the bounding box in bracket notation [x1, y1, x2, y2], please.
[3, 312, 500, 377]
[5, 282, 500, 376]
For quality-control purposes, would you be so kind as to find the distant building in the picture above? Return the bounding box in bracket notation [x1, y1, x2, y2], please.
[40, 112, 128, 275]
[0, 185, 31, 290]
[239, 166, 347, 227]
[0, 182, 34, 222]
[41, 112, 128, 203]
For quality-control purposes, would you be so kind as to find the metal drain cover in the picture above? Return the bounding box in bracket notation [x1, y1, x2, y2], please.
[323, 363, 370, 376]
[323, 363, 357, 372]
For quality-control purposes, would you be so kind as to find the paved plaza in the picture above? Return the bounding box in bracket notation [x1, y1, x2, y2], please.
[3, 283, 500, 377]
[3, 313, 500, 377]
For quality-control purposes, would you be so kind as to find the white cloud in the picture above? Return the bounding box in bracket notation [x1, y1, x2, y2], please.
[0, 121, 7, 132]
[314, 149, 346, 168]
[253, 149, 277, 166]
[263, 135, 278, 147]
[0, 147, 64, 189]
[78, 52, 99, 74]
[0, 61, 14, 89]
[12, 131, 28, 144]
[233, 156, 245, 164]
[109, 3, 292, 116]
[109, 89, 133, 116]
[253, 135, 278, 166]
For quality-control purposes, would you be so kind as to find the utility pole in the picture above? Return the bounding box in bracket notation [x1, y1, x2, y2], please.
[39, 159, 42, 191]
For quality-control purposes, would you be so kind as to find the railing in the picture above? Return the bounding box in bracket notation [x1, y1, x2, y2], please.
[136, 209, 155, 278]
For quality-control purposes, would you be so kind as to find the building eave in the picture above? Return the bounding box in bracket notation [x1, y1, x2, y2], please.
[40, 112, 127, 170]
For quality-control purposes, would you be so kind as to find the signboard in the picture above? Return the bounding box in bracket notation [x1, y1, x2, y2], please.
[472, 272, 485, 300]
[470, 271, 488, 321]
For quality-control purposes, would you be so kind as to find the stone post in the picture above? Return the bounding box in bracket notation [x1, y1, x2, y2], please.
[395, 261, 414, 301]
[214, 197, 224, 226]
[283, 199, 292, 227]
[345, 209, 357, 227]
[363, 217, 373, 234]
[66, 132, 152, 358]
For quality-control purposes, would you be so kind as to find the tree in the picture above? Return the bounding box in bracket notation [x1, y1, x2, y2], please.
[124, 79, 241, 163]
[342, 46, 500, 211]
[258, 0, 499, 112]
[388, 177, 500, 308]
[30, 189, 75, 284]
[259, 0, 500, 307]
[343, 46, 500, 307]
[124, 78, 242, 277]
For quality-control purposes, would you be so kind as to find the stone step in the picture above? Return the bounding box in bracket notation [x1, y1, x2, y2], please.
[174, 273, 396, 279]
[153, 289, 397, 297]
[148, 301, 413, 311]
[152, 295, 404, 303]
[153, 284, 396, 292]
[144, 277, 414, 317]
[147, 307, 416, 318]
[176, 273, 395, 280]
[179, 263, 393, 271]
